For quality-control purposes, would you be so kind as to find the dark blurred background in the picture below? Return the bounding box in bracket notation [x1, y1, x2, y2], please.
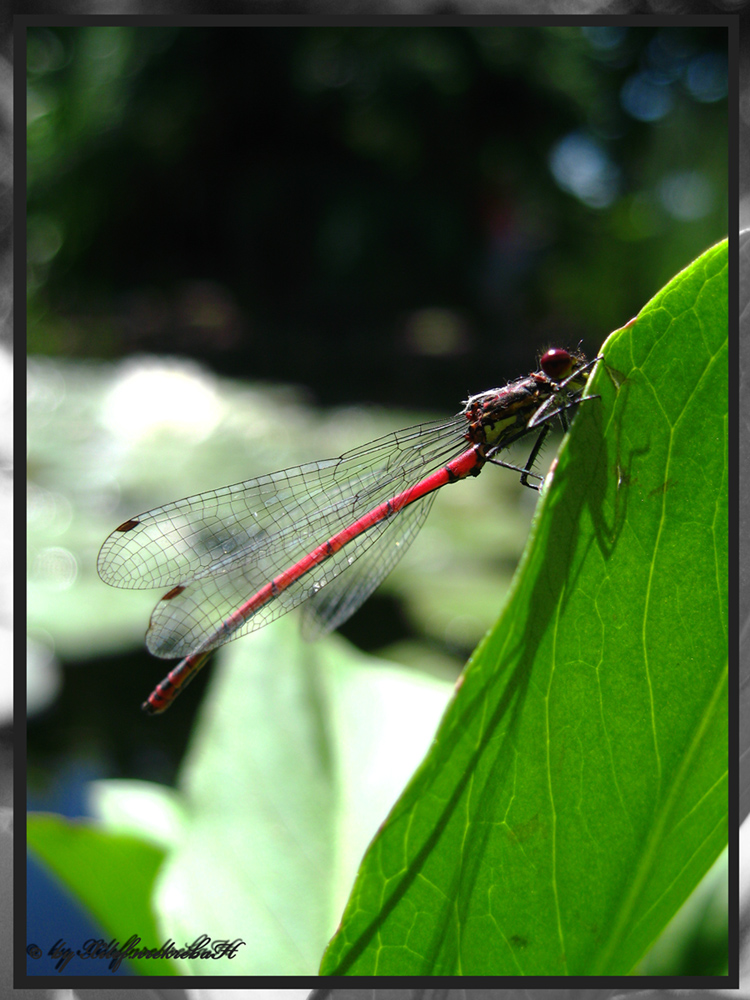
[27, 25, 728, 407]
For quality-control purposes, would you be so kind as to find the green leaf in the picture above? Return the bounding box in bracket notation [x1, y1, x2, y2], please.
[29, 624, 454, 975]
[144, 625, 453, 975]
[27, 812, 177, 974]
[321, 238, 728, 975]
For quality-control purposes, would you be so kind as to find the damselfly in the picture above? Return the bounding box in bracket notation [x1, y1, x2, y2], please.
[98, 347, 600, 713]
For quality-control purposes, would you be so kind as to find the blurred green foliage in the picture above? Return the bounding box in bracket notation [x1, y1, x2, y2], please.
[27, 24, 727, 408]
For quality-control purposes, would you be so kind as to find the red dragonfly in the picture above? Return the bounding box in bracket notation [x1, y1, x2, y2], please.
[98, 347, 599, 713]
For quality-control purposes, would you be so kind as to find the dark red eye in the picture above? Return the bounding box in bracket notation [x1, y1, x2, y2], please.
[540, 348, 572, 380]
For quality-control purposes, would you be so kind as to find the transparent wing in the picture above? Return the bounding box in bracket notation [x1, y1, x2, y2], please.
[98, 415, 468, 657]
[144, 491, 438, 658]
[98, 416, 465, 590]
[300, 491, 437, 641]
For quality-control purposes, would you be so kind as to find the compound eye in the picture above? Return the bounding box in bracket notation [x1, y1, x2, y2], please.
[540, 348, 573, 380]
